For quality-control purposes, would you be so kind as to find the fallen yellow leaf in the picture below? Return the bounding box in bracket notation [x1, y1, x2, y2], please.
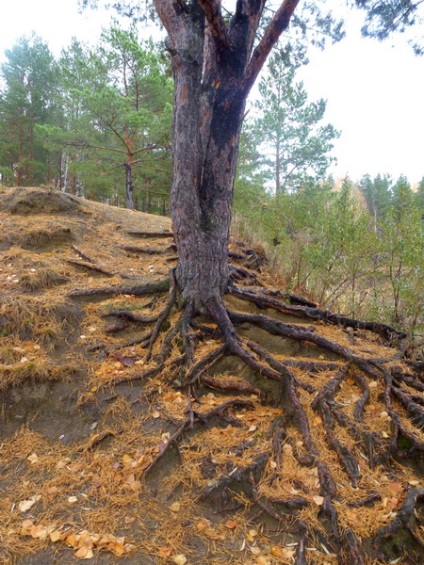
[122, 454, 133, 465]
[388, 497, 400, 508]
[18, 495, 41, 513]
[387, 482, 404, 494]
[110, 542, 125, 556]
[271, 546, 283, 557]
[158, 546, 172, 558]
[20, 519, 34, 535]
[50, 530, 64, 543]
[31, 525, 48, 540]
[97, 534, 113, 546]
[172, 554, 187, 565]
[78, 531, 94, 549]
[56, 458, 71, 469]
[46, 486, 59, 495]
[345, 509, 357, 521]
[65, 533, 78, 547]
[74, 546, 94, 559]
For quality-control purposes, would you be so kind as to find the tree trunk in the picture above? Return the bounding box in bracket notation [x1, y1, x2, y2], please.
[162, 5, 245, 312]
[275, 135, 281, 194]
[17, 127, 23, 186]
[154, 0, 301, 313]
[125, 163, 135, 209]
[70, 172, 77, 195]
[172, 122, 241, 311]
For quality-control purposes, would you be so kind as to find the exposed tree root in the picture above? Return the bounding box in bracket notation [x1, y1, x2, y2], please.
[66, 259, 116, 277]
[126, 230, 173, 239]
[70, 274, 424, 563]
[78, 429, 123, 452]
[102, 309, 159, 324]
[145, 398, 256, 478]
[69, 245, 132, 278]
[68, 277, 169, 299]
[376, 489, 424, 554]
[230, 264, 263, 286]
[228, 285, 407, 344]
[120, 244, 177, 255]
[71, 244, 97, 263]
[200, 374, 262, 398]
[230, 241, 267, 271]
[347, 492, 382, 508]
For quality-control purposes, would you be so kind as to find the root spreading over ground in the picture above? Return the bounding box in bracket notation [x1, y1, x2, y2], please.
[0, 187, 423, 565]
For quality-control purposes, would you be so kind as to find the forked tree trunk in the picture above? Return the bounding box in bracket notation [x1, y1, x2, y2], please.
[162, 4, 241, 311]
[154, 0, 300, 312]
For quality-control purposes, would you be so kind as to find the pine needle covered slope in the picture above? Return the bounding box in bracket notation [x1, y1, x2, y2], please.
[0, 187, 423, 565]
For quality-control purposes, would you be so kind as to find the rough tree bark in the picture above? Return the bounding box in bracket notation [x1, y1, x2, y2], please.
[154, 0, 300, 311]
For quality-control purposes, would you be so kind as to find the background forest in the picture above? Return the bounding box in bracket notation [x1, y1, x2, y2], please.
[0, 25, 423, 349]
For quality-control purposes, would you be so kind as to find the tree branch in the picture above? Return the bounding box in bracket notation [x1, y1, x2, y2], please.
[243, 0, 301, 94]
[153, 0, 186, 41]
[66, 141, 126, 154]
[198, 0, 230, 50]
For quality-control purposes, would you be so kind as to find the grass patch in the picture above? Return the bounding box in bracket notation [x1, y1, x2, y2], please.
[0, 296, 82, 346]
[19, 268, 69, 291]
[20, 225, 73, 250]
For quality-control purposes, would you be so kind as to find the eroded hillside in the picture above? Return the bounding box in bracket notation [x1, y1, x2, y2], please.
[0, 187, 423, 565]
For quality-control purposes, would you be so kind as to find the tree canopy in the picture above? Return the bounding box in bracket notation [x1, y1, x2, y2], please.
[247, 51, 339, 193]
[355, 0, 424, 54]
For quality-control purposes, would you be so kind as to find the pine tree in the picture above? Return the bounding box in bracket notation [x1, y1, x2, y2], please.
[0, 35, 57, 185]
[251, 52, 339, 194]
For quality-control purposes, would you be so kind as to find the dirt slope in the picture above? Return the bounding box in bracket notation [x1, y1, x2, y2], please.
[0, 187, 423, 565]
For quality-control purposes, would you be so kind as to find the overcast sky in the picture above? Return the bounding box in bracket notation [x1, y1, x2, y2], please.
[0, 0, 423, 185]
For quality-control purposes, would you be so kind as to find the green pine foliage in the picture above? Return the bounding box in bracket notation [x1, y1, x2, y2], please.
[234, 173, 424, 348]
[243, 51, 340, 194]
[0, 35, 58, 186]
[0, 24, 173, 211]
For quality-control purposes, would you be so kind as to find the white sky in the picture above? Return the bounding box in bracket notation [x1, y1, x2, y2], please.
[0, 0, 423, 185]
[297, 11, 424, 185]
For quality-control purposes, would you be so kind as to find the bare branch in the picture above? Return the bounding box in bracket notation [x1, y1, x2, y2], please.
[66, 141, 127, 154]
[132, 143, 171, 157]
